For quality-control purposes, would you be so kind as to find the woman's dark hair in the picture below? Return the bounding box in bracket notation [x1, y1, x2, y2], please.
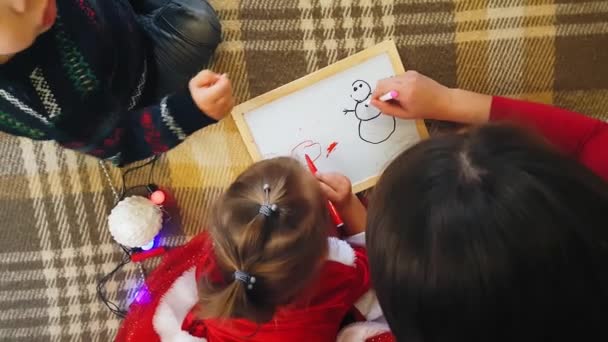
[367, 124, 608, 342]
[198, 157, 329, 323]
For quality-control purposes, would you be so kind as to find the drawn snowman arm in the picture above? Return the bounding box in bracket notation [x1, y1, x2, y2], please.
[343, 109, 356, 115]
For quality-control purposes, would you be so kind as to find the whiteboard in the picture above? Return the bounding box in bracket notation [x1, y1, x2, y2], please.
[232, 41, 428, 192]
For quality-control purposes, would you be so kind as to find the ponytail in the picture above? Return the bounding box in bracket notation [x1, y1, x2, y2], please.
[198, 277, 245, 319]
[199, 215, 275, 322]
[197, 157, 329, 323]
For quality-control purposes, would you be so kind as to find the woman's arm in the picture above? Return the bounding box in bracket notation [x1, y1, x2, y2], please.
[441, 90, 608, 177]
[488, 96, 608, 179]
[489, 97, 607, 155]
[372, 71, 608, 178]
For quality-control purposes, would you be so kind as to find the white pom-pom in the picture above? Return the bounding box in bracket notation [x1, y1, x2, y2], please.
[108, 196, 162, 248]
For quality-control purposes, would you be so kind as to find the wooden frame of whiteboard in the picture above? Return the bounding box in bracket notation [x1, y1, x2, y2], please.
[232, 40, 430, 193]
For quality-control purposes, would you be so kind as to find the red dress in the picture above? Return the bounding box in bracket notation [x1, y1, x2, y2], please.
[115, 233, 373, 342]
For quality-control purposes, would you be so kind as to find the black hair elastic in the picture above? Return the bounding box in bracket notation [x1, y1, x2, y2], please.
[234, 270, 256, 290]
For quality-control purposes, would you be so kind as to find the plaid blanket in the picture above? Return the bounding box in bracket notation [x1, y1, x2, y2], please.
[1, 0, 607, 340]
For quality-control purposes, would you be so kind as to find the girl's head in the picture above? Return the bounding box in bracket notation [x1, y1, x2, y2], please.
[0, 0, 56, 58]
[199, 157, 330, 323]
[368, 124, 608, 342]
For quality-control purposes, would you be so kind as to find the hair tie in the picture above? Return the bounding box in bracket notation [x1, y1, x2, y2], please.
[259, 203, 278, 217]
[234, 270, 256, 290]
[259, 184, 278, 217]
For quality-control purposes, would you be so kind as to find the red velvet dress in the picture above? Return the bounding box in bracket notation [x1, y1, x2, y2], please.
[115, 234, 373, 342]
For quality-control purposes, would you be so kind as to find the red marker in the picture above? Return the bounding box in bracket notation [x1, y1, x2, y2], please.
[304, 154, 345, 228]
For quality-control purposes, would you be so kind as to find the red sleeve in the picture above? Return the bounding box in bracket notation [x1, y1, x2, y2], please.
[115, 233, 213, 342]
[349, 246, 371, 303]
[490, 97, 608, 181]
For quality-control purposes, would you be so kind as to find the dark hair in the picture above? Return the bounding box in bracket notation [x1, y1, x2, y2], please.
[367, 124, 608, 342]
[198, 157, 329, 323]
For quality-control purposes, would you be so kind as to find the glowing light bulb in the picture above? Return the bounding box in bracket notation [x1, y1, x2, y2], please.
[140, 240, 155, 251]
[150, 190, 166, 205]
[133, 285, 151, 304]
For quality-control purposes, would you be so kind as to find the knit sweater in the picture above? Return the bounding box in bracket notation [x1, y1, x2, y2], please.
[0, 0, 216, 165]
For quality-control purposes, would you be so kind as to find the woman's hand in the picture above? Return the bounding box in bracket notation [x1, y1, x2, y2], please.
[317, 172, 367, 236]
[189, 70, 235, 121]
[371, 70, 492, 124]
[370, 70, 451, 121]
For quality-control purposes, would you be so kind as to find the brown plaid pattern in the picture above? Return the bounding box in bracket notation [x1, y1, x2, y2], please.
[1, 0, 607, 340]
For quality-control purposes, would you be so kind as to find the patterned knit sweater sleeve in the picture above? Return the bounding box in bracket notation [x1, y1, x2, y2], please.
[67, 90, 216, 165]
[0, 77, 215, 165]
[0, 0, 217, 166]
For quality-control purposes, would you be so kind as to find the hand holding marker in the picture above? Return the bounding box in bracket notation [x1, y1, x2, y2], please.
[303, 90, 397, 229]
[304, 154, 345, 228]
[366, 90, 399, 106]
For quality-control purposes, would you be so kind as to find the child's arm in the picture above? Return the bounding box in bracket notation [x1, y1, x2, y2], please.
[81, 71, 233, 165]
[0, 70, 233, 166]
[65, 94, 215, 165]
[317, 173, 367, 236]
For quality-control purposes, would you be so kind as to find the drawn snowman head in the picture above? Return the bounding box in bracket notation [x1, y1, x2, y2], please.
[350, 80, 372, 103]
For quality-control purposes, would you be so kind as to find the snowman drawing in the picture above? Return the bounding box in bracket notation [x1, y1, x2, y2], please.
[342, 80, 396, 144]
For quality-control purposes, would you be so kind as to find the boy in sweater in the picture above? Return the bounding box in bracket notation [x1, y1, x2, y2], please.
[0, 0, 233, 165]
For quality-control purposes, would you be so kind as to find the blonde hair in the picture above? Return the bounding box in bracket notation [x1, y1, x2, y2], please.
[198, 157, 329, 323]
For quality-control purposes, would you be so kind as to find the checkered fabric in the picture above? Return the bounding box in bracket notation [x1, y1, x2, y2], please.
[1, 0, 607, 340]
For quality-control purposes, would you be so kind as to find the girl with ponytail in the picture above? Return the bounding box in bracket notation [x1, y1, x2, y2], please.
[116, 157, 374, 342]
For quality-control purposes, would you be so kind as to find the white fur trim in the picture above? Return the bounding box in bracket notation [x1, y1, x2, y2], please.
[345, 232, 366, 247]
[153, 267, 207, 342]
[336, 322, 391, 342]
[354, 290, 384, 321]
[327, 237, 356, 266]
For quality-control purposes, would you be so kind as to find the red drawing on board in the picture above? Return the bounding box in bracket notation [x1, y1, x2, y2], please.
[326, 141, 338, 158]
[290, 140, 322, 162]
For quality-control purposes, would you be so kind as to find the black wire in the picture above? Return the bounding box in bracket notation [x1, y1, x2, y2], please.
[98, 155, 160, 318]
[96, 250, 131, 318]
[119, 154, 159, 202]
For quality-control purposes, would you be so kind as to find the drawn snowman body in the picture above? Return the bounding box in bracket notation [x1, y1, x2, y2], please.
[344, 80, 396, 144]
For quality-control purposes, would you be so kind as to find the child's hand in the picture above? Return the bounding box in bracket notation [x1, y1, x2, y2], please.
[316, 172, 353, 208]
[317, 172, 367, 236]
[189, 70, 235, 121]
[370, 70, 451, 121]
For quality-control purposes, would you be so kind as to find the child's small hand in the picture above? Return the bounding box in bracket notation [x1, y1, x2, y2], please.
[316, 172, 353, 208]
[317, 172, 367, 236]
[189, 70, 235, 121]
